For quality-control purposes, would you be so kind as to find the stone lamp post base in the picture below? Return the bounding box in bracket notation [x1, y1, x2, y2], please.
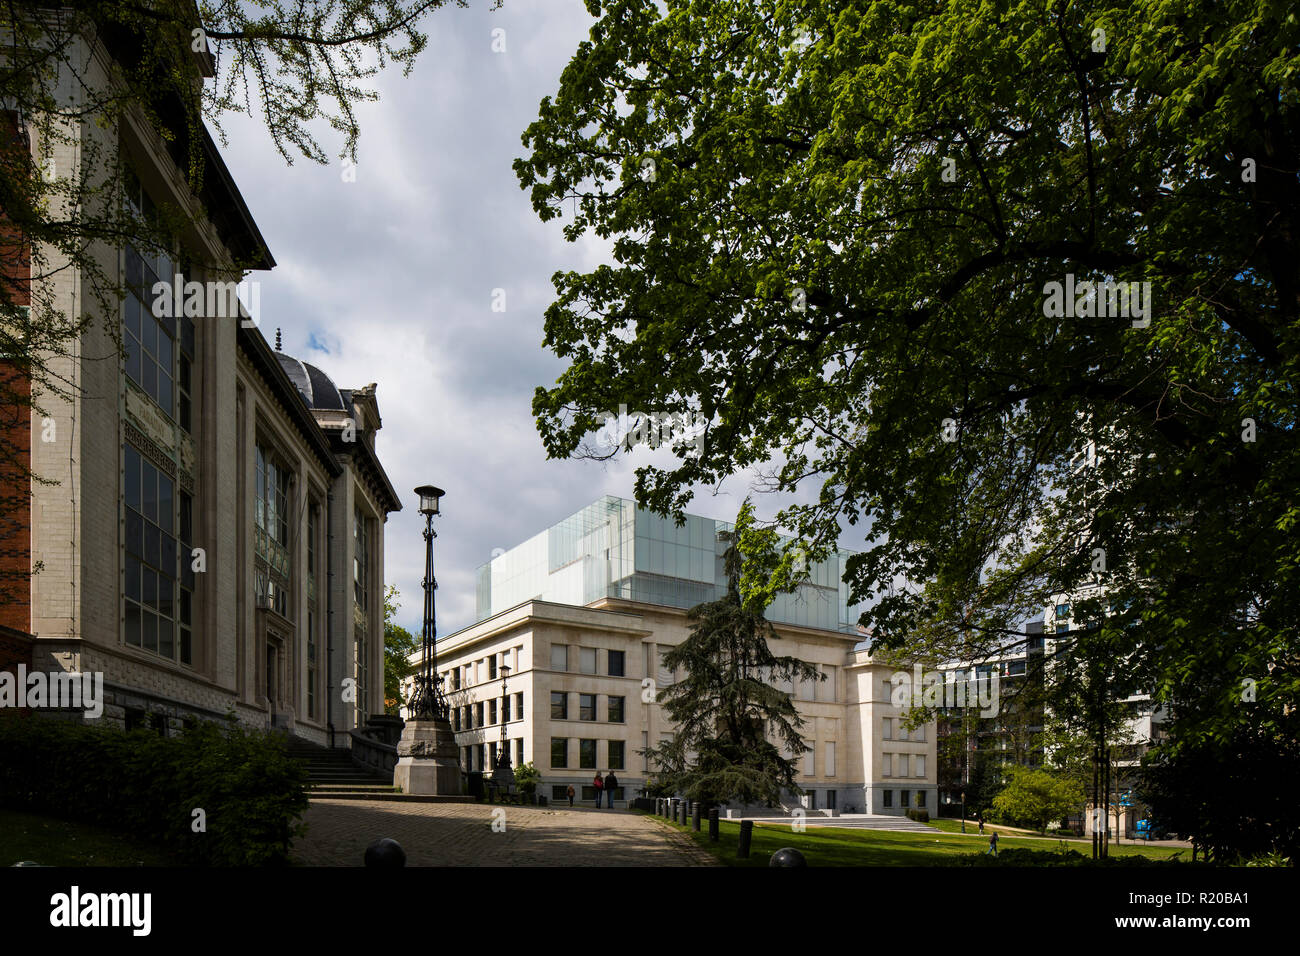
[393, 717, 462, 795]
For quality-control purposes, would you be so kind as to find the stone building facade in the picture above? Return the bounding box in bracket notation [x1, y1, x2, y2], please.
[2, 19, 399, 744]
[404, 497, 938, 814]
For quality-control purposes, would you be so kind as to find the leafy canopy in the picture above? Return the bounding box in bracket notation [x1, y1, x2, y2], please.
[518, 0, 1299, 792]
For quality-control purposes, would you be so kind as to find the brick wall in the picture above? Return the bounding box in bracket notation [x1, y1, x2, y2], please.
[0, 109, 32, 633]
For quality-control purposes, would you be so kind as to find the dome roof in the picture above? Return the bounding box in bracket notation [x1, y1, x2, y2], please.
[274, 352, 347, 411]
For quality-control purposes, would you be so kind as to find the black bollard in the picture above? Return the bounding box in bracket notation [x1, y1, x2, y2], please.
[708, 808, 720, 842]
[769, 847, 807, 867]
[680, 801, 689, 826]
[364, 837, 407, 867]
[692, 803, 702, 832]
[737, 819, 754, 859]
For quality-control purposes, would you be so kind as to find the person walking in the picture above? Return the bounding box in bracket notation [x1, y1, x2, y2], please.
[987, 830, 998, 856]
[566, 784, 575, 807]
[977, 814, 984, 835]
[604, 770, 619, 808]
[592, 772, 604, 808]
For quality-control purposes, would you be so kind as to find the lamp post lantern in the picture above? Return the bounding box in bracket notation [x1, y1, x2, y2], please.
[392, 484, 463, 796]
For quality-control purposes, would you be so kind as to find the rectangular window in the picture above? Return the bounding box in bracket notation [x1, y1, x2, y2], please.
[579, 647, 597, 674]
[124, 445, 185, 664]
[898, 789, 909, 808]
[608, 740, 625, 770]
[608, 649, 625, 676]
[305, 501, 318, 714]
[121, 177, 184, 425]
[453, 709, 461, 732]
[353, 509, 369, 610]
[474, 702, 484, 726]
[899, 754, 909, 777]
[882, 753, 891, 777]
[551, 785, 569, 801]
[488, 655, 497, 680]
[550, 644, 568, 671]
[883, 790, 893, 808]
[579, 693, 596, 721]
[488, 699, 497, 725]
[804, 747, 815, 777]
[913, 724, 925, 742]
[502, 694, 511, 723]
[882, 717, 892, 739]
[453, 668, 461, 690]
[551, 691, 567, 720]
[898, 724, 909, 742]
[1056, 603, 1070, 619]
[916, 790, 926, 808]
[515, 691, 524, 718]
[816, 665, 837, 701]
[515, 739, 524, 766]
[916, 755, 926, 778]
[826, 790, 836, 810]
[463, 705, 471, 730]
[826, 741, 836, 777]
[579, 739, 597, 769]
[608, 696, 624, 723]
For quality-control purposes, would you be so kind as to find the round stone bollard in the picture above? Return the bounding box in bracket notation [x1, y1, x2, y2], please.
[692, 803, 702, 832]
[769, 847, 807, 867]
[708, 808, 720, 842]
[364, 837, 407, 868]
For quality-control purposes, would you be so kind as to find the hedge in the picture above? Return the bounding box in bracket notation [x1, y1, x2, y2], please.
[0, 711, 309, 865]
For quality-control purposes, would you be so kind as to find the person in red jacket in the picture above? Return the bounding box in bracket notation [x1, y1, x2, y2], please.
[592, 772, 605, 808]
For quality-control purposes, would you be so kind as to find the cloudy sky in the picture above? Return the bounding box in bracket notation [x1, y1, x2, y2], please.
[218, 0, 826, 637]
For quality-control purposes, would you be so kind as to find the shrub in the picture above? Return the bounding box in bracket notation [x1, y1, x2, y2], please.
[0, 711, 309, 865]
[514, 761, 541, 796]
[955, 846, 1188, 867]
[906, 809, 931, 823]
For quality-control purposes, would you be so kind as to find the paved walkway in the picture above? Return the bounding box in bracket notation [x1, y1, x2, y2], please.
[292, 800, 719, 866]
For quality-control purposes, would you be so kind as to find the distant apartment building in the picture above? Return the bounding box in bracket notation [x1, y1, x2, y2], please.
[1, 14, 399, 742]
[404, 496, 937, 813]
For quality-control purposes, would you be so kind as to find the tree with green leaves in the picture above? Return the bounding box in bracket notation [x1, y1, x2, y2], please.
[642, 501, 822, 806]
[383, 585, 418, 717]
[991, 765, 1085, 835]
[518, 0, 1299, 857]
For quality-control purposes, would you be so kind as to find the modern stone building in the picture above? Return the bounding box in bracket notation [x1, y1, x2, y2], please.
[1, 16, 399, 744]
[404, 496, 937, 814]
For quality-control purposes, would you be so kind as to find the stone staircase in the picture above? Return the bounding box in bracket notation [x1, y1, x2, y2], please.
[286, 740, 397, 797]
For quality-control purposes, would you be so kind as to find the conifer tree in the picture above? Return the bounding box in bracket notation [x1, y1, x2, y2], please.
[643, 502, 821, 806]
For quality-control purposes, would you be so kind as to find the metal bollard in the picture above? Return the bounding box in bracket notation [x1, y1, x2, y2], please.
[708, 808, 720, 842]
[692, 803, 702, 831]
[737, 819, 754, 859]
[680, 801, 689, 826]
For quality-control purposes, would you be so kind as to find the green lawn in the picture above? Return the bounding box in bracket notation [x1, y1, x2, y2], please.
[644, 812, 1188, 867]
[0, 808, 180, 867]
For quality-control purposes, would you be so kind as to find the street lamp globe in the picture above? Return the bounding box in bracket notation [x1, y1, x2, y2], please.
[414, 485, 444, 516]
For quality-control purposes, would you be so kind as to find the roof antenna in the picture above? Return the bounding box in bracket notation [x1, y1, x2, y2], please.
[275, 328, 282, 351]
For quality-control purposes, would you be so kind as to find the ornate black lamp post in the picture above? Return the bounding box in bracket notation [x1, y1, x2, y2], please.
[393, 484, 462, 796]
[490, 663, 514, 794]
[406, 485, 446, 721]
